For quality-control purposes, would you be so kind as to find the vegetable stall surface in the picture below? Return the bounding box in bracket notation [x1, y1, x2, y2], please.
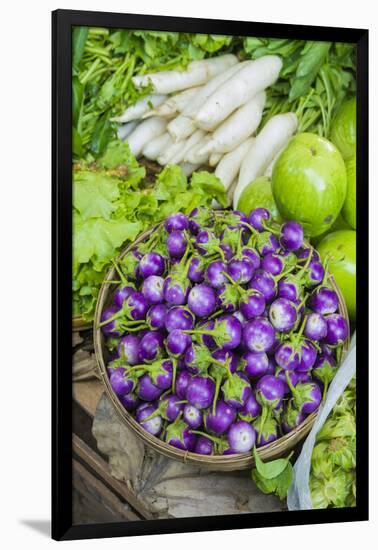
[98, 208, 349, 456]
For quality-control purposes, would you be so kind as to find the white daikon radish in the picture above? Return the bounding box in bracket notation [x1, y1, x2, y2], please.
[157, 139, 186, 166]
[111, 94, 167, 123]
[234, 112, 298, 208]
[185, 136, 211, 165]
[132, 54, 238, 95]
[117, 120, 138, 141]
[142, 87, 201, 119]
[142, 133, 173, 161]
[180, 162, 201, 176]
[195, 56, 282, 131]
[182, 61, 250, 117]
[169, 130, 206, 165]
[167, 115, 195, 142]
[264, 147, 285, 177]
[168, 63, 250, 142]
[215, 138, 254, 192]
[198, 91, 266, 155]
[127, 117, 167, 157]
[209, 153, 222, 167]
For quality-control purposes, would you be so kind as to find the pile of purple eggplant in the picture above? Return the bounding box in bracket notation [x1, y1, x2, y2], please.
[99, 207, 349, 456]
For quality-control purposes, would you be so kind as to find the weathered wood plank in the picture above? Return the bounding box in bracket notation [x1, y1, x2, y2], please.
[73, 379, 104, 418]
[73, 459, 140, 522]
[73, 434, 152, 520]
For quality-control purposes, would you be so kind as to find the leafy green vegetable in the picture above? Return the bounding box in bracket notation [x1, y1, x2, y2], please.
[310, 377, 356, 508]
[243, 38, 356, 137]
[73, 141, 229, 319]
[251, 447, 294, 500]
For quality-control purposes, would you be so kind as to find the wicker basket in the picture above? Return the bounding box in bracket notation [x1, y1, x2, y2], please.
[94, 221, 349, 471]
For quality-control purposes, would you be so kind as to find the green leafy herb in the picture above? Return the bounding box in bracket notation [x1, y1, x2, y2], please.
[251, 447, 294, 500]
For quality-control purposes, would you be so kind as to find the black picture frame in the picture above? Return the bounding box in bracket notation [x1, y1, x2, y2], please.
[52, 9, 369, 541]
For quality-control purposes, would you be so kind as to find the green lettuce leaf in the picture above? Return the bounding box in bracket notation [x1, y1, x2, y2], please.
[73, 213, 141, 267]
[73, 171, 120, 220]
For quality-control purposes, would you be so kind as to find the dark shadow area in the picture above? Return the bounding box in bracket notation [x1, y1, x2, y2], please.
[19, 519, 50, 538]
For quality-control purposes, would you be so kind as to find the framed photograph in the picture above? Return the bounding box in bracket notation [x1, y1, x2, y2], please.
[52, 9, 368, 541]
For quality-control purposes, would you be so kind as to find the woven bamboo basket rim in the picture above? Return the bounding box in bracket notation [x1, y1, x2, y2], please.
[94, 216, 350, 471]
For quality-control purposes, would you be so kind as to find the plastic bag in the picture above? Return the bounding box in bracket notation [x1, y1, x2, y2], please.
[287, 333, 356, 510]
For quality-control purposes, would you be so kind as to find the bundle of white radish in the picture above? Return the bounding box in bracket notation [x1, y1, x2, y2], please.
[132, 54, 238, 94]
[112, 53, 299, 207]
[111, 94, 167, 123]
[194, 56, 282, 130]
[126, 117, 167, 157]
[233, 112, 298, 208]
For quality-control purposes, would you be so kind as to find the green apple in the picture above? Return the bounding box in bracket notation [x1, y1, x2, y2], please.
[236, 176, 282, 222]
[272, 133, 347, 237]
[316, 229, 356, 321]
[330, 98, 356, 161]
[342, 154, 356, 229]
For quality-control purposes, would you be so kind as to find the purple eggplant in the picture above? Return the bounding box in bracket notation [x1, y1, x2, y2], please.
[142, 275, 165, 305]
[138, 374, 163, 401]
[324, 314, 348, 345]
[304, 313, 328, 341]
[119, 391, 140, 411]
[183, 404, 203, 429]
[228, 258, 255, 284]
[269, 298, 298, 332]
[255, 375, 285, 409]
[175, 370, 191, 399]
[164, 212, 189, 233]
[253, 414, 278, 447]
[262, 253, 285, 276]
[188, 256, 205, 283]
[136, 403, 163, 436]
[166, 329, 191, 357]
[165, 306, 195, 332]
[275, 342, 301, 371]
[242, 351, 269, 379]
[139, 253, 165, 279]
[309, 287, 339, 315]
[243, 318, 276, 353]
[205, 400, 236, 435]
[282, 400, 306, 433]
[165, 417, 197, 451]
[167, 230, 187, 259]
[146, 304, 168, 330]
[138, 331, 165, 363]
[297, 339, 317, 372]
[249, 208, 270, 232]
[240, 289, 266, 319]
[249, 270, 276, 302]
[238, 393, 262, 421]
[187, 283, 216, 317]
[186, 376, 215, 409]
[205, 260, 228, 288]
[227, 421, 256, 452]
[113, 285, 135, 309]
[194, 436, 214, 455]
[117, 335, 140, 365]
[279, 221, 304, 251]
